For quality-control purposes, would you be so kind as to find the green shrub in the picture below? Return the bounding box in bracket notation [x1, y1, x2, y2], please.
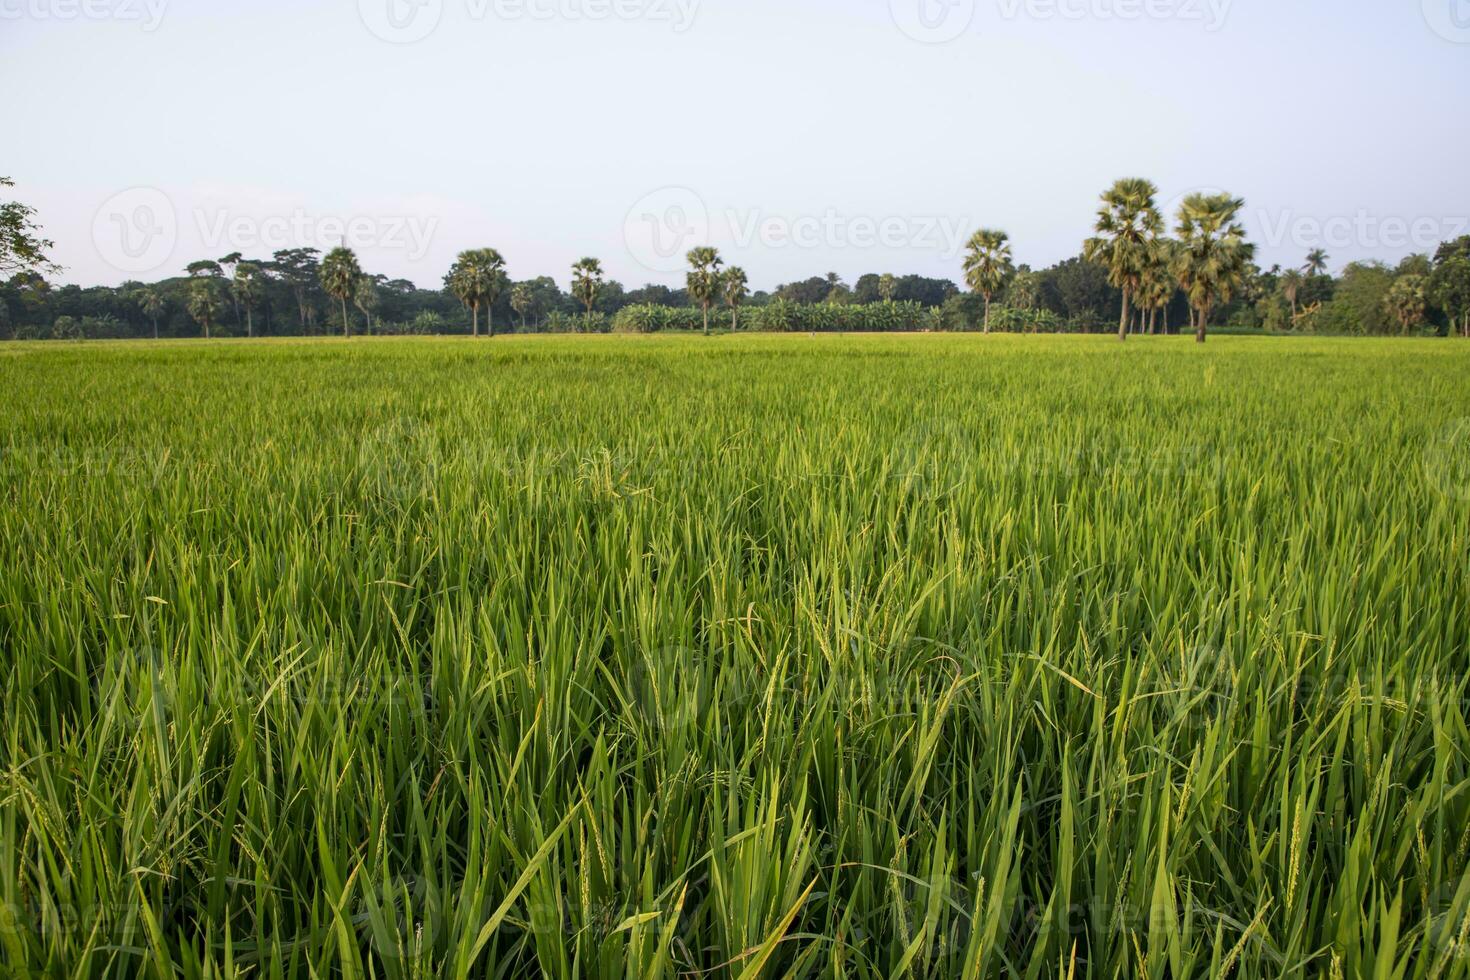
[750, 300, 932, 333]
[544, 310, 610, 334]
[612, 305, 705, 333]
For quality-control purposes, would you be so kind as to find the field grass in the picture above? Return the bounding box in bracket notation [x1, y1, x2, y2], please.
[2, 333, 1469, 978]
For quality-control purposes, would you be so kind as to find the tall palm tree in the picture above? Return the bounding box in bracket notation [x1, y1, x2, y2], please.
[353, 276, 380, 335]
[134, 287, 165, 340]
[1172, 192, 1256, 344]
[320, 246, 363, 338]
[1082, 177, 1164, 341]
[233, 262, 261, 338]
[1279, 269, 1304, 322]
[187, 279, 220, 339]
[878, 273, 897, 303]
[1303, 249, 1329, 277]
[687, 247, 723, 335]
[572, 257, 604, 325]
[511, 283, 532, 330]
[447, 248, 506, 338]
[962, 229, 1015, 333]
[723, 266, 749, 331]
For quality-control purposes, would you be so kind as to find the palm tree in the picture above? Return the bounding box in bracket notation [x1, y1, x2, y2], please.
[1082, 178, 1164, 341]
[962, 229, 1014, 333]
[1172, 192, 1256, 344]
[133, 287, 165, 340]
[1136, 239, 1177, 335]
[723, 266, 749, 331]
[687, 247, 723, 335]
[353, 276, 380, 335]
[187, 279, 220, 339]
[233, 262, 261, 338]
[1303, 249, 1329, 277]
[823, 272, 852, 305]
[219, 251, 243, 327]
[511, 283, 532, 330]
[1385, 274, 1427, 335]
[1007, 269, 1040, 312]
[1279, 269, 1304, 322]
[878, 273, 897, 303]
[571, 257, 604, 325]
[447, 249, 506, 338]
[320, 246, 362, 338]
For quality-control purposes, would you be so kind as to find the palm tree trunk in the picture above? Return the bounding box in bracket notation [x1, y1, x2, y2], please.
[488, 310, 494, 338]
[152, 318, 159, 340]
[1118, 288, 1130, 341]
[247, 308, 253, 338]
[731, 308, 738, 331]
[1195, 304, 1208, 344]
[983, 296, 991, 334]
[473, 304, 480, 338]
[342, 299, 350, 338]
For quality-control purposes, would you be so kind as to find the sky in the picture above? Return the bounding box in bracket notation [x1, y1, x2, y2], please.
[4, 0, 1469, 291]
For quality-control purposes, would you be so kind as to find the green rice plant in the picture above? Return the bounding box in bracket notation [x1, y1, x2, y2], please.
[1, 333, 1468, 978]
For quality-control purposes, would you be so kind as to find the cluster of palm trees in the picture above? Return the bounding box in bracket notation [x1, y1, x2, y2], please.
[438, 248, 748, 337]
[966, 179, 1256, 343]
[682, 247, 750, 334]
[446, 245, 755, 336]
[160, 248, 382, 339]
[445, 248, 504, 337]
[171, 181, 1256, 342]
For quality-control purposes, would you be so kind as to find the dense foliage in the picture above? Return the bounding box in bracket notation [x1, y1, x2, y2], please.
[3, 335, 1469, 976]
[3, 174, 1469, 340]
[8, 245, 1466, 340]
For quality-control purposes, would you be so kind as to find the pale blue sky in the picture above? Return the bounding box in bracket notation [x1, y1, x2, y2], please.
[4, 0, 1468, 290]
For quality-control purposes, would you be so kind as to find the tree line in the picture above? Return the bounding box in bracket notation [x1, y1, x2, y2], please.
[3, 177, 1468, 341]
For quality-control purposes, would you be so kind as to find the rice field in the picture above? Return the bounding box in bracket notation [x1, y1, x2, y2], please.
[2, 333, 1469, 979]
